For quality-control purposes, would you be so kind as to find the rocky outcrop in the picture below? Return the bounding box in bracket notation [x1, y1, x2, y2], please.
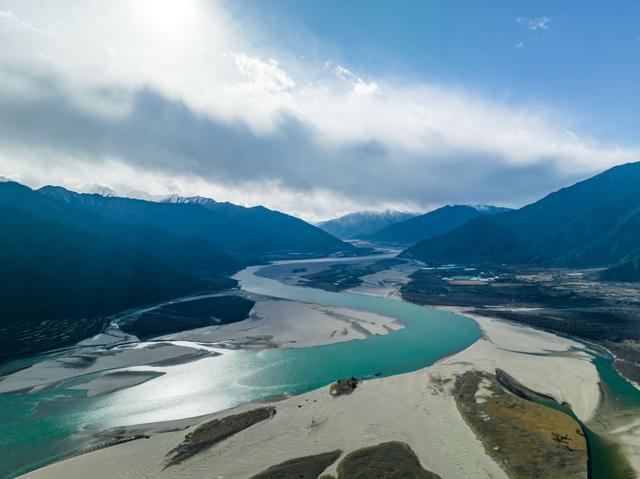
[329, 377, 359, 397]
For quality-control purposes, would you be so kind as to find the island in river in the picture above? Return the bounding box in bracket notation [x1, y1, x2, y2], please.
[2, 256, 640, 479]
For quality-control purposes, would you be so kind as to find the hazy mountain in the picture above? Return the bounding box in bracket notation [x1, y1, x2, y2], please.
[317, 210, 418, 239]
[403, 162, 640, 267]
[362, 205, 511, 246]
[39, 188, 356, 261]
[0, 200, 209, 360]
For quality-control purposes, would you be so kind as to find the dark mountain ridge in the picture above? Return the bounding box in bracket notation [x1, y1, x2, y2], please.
[0, 181, 358, 359]
[403, 162, 640, 267]
[40, 188, 356, 261]
[0, 182, 236, 273]
[600, 257, 640, 282]
[362, 205, 511, 246]
[0, 200, 207, 360]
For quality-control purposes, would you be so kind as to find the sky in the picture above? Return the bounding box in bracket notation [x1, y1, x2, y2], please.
[0, 0, 638, 221]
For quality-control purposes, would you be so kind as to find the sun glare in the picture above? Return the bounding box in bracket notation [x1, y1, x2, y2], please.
[131, 0, 201, 39]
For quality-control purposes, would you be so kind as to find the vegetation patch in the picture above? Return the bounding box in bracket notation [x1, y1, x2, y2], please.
[252, 442, 440, 479]
[302, 259, 406, 292]
[401, 264, 640, 384]
[454, 370, 587, 479]
[250, 450, 342, 479]
[165, 406, 275, 467]
[120, 295, 255, 339]
[333, 441, 441, 479]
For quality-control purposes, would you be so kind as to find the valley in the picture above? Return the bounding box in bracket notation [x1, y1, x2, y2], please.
[2, 165, 640, 479]
[0, 255, 638, 479]
[3, 4, 639, 478]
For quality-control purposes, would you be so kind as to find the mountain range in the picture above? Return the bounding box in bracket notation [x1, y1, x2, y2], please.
[41, 187, 355, 262]
[403, 162, 640, 268]
[317, 210, 418, 239]
[360, 205, 511, 246]
[0, 182, 357, 359]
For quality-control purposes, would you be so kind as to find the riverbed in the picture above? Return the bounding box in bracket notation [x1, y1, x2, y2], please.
[1, 257, 640, 478]
[0, 258, 480, 478]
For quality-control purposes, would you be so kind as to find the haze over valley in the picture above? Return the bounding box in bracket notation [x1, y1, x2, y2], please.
[2, 1, 640, 479]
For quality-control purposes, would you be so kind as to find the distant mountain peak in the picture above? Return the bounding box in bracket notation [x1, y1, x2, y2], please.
[162, 194, 218, 206]
[360, 204, 511, 246]
[80, 184, 118, 197]
[317, 210, 419, 239]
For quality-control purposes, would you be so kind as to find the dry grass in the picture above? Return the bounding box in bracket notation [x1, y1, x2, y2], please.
[454, 371, 587, 479]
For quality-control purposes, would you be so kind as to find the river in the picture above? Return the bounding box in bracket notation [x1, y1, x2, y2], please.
[0, 258, 639, 478]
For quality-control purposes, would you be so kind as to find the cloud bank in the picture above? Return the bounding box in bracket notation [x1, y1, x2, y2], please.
[0, 0, 637, 220]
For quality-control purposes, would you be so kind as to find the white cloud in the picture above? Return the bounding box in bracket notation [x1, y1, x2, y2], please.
[331, 63, 355, 80]
[0, 1, 636, 220]
[234, 53, 296, 94]
[0, 7, 50, 34]
[517, 16, 551, 31]
[352, 78, 379, 96]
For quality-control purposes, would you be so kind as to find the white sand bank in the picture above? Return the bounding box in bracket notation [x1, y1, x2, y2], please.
[21, 366, 508, 479]
[69, 370, 165, 397]
[161, 298, 404, 348]
[0, 342, 212, 395]
[440, 307, 600, 422]
[345, 261, 419, 298]
[20, 302, 602, 479]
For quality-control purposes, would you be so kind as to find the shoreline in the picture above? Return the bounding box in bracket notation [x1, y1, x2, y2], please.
[159, 294, 404, 349]
[18, 300, 602, 479]
[13, 260, 633, 478]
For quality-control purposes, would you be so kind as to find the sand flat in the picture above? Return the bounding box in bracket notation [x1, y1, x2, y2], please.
[69, 370, 165, 397]
[21, 367, 508, 479]
[21, 304, 604, 479]
[160, 297, 404, 348]
[0, 343, 212, 395]
[441, 307, 600, 422]
[16, 261, 611, 479]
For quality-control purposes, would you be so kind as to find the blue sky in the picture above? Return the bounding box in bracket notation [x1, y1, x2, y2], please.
[0, 0, 638, 219]
[231, 0, 640, 142]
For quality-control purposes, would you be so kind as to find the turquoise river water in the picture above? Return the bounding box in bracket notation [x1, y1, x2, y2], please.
[0, 259, 639, 478]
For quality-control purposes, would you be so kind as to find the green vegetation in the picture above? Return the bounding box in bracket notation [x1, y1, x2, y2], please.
[119, 295, 255, 339]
